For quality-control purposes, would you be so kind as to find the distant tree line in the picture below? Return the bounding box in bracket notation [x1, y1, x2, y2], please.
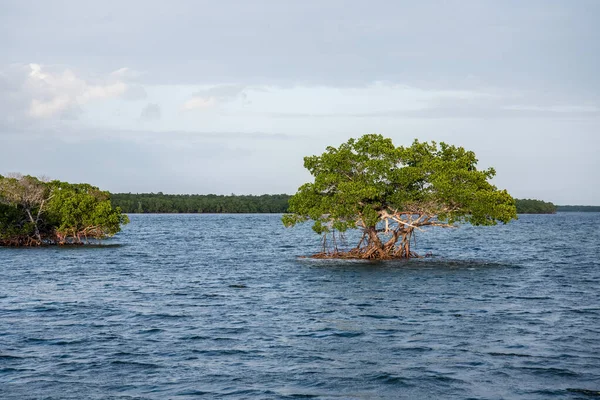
[556, 205, 600, 212]
[515, 199, 557, 214]
[112, 193, 571, 215]
[0, 174, 129, 246]
[111, 193, 291, 213]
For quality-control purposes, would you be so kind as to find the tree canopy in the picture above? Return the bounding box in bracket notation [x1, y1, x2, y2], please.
[110, 193, 290, 214]
[0, 174, 129, 246]
[282, 134, 517, 259]
[515, 198, 556, 214]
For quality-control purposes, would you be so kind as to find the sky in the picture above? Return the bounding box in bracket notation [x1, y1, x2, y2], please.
[1, 0, 599, 204]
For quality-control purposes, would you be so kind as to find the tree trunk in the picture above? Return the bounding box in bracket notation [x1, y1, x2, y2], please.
[383, 230, 401, 255]
[366, 227, 387, 258]
[396, 228, 414, 258]
[25, 208, 42, 244]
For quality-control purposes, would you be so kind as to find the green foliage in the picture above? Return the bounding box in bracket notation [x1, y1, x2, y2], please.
[46, 181, 129, 240]
[285, 134, 516, 231]
[515, 199, 556, 214]
[0, 202, 34, 240]
[110, 193, 290, 214]
[0, 174, 128, 246]
[283, 134, 517, 258]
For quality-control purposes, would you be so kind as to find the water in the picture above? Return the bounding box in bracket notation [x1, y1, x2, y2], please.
[1, 213, 599, 399]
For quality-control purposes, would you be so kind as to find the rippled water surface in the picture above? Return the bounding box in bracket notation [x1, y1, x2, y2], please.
[1, 213, 600, 399]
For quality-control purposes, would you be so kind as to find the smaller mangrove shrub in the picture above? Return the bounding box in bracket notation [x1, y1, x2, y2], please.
[0, 174, 129, 246]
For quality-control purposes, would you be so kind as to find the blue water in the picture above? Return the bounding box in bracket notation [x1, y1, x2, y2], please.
[1, 213, 599, 399]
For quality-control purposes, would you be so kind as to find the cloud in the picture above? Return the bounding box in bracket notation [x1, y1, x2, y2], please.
[182, 96, 216, 110]
[193, 84, 247, 102]
[182, 84, 248, 111]
[26, 64, 128, 118]
[0, 63, 144, 122]
[121, 84, 147, 101]
[140, 103, 161, 121]
[110, 67, 143, 80]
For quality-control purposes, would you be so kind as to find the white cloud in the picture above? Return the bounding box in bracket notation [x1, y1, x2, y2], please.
[181, 84, 248, 111]
[0, 63, 144, 122]
[25, 63, 131, 118]
[109, 67, 143, 80]
[182, 96, 216, 110]
[29, 95, 73, 119]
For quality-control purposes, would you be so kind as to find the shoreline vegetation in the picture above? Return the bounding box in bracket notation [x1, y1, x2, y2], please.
[515, 199, 556, 214]
[556, 205, 600, 212]
[111, 193, 290, 214]
[2, 172, 597, 248]
[0, 174, 129, 247]
[111, 194, 597, 215]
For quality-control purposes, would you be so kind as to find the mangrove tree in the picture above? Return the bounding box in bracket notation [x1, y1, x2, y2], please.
[0, 174, 129, 246]
[282, 134, 517, 259]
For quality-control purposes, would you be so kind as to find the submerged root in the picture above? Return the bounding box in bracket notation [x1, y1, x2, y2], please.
[309, 249, 425, 260]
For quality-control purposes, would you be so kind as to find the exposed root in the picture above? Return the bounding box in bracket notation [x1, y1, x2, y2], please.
[309, 249, 425, 260]
[1, 231, 99, 247]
